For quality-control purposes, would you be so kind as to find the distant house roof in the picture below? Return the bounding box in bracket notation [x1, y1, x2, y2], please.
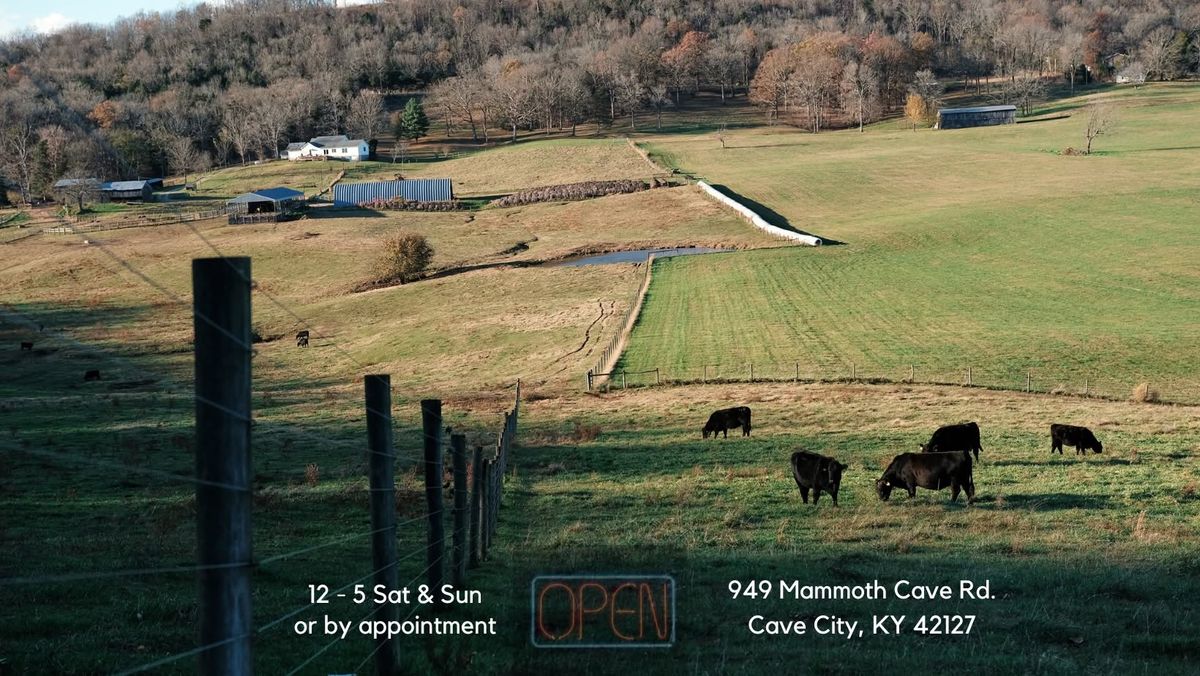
[938, 105, 1017, 115]
[286, 142, 308, 151]
[53, 178, 101, 189]
[227, 187, 305, 204]
[310, 135, 350, 146]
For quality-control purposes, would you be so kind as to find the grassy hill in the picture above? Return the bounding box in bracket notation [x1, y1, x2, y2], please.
[3, 91, 1200, 674]
[194, 138, 663, 199]
[620, 83, 1200, 402]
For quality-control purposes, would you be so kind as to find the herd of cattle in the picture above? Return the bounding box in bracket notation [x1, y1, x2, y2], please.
[702, 406, 1104, 506]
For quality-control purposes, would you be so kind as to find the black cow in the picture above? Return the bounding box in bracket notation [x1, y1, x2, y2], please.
[920, 422, 982, 461]
[790, 451, 846, 506]
[296, 330, 310, 348]
[702, 406, 752, 439]
[1050, 424, 1102, 455]
[876, 452, 975, 504]
[20, 341, 33, 351]
[83, 369, 101, 382]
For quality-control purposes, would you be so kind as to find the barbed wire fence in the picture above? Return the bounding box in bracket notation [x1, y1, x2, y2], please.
[587, 358, 1199, 405]
[0, 240, 521, 674]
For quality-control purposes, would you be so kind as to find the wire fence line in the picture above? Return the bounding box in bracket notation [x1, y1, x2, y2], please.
[587, 254, 656, 389]
[3, 250, 524, 674]
[588, 359, 1200, 405]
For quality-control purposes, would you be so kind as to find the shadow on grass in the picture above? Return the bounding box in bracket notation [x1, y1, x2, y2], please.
[707, 183, 844, 245]
[986, 492, 1114, 510]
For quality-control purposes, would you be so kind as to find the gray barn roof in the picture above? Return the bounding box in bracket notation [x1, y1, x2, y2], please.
[53, 178, 101, 189]
[227, 187, 305, 204]
[938, 105, 1017, 115]
[104, 179, 161, 192]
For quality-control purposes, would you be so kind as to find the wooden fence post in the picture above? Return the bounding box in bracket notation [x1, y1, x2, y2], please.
[450, 433, 468, 590]
[1084, 378, 1089, 396]
[365, 374, 397, 676]
[621, 371, 626, 389]
[469, 446, 483, 568]
[1026, 371, 1032, 392]
[192, 257, 253, 676]
[480, 458, 491, 561]
[655, 368, 661, 385]
[586, 369, 593, 392]
[910, 364, 915, 382]
[421, 399, 444, 596]
[749, 363, 754, 380]
[967, 367, 972, 386]
[794, 362, 799, 382]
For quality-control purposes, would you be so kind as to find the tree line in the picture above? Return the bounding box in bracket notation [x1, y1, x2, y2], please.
[1, 0, 1198, 203]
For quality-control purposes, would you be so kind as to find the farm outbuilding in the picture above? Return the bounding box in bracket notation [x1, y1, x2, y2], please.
[101, 179, 163, 201]
[937, 105, 1016, 129]
[226, 187, 305, 223]
[332, 179, 454, 207]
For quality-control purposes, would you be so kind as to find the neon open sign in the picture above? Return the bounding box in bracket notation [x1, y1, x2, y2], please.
[530, 575, 676, 648]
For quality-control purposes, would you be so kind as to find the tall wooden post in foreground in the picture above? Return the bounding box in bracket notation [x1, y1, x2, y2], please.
[192, 257, 253, 675]
[421, 400, 445, 594]
[366, 375, 397, 676]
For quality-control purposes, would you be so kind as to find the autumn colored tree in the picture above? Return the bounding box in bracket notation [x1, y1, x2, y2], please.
[904, 93, 932, 130]
[87, 101, 120, 130]
[661, 31, 710, 100]
[748, 47, 792, 123]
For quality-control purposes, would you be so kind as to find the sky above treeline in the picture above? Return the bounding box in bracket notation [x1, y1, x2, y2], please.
[0, 1, 375, 38]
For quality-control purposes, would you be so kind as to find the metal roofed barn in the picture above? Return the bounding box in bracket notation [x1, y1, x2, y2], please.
[226, 187, 306, 223]
[333, 178, 453, 206]
[937, 105, 1016, 129]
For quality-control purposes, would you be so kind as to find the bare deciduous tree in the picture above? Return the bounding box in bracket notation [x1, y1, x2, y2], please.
[347, 90, 387, 141]
[0, 100, 39, 204]
[840, 60, 880, 132]
[56, 176, 99, 215]
[1084, 102, 1116, 154]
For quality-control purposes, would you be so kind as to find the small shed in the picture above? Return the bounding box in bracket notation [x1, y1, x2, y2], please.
[101, 179, 163, 201]
[332, 179, 454, 207]
[226, 187, 305, 223]
[227, 187, 305, 214]
[937, 105, 1016, 129]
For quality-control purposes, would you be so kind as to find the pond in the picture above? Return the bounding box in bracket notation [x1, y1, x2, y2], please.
[551, 246, 734, 267]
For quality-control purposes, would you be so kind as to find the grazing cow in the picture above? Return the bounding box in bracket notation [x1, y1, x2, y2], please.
[702, 406, 752, 439]
[876, 452, 975, 504]
[920, 421, 982, 461]
[20, 341, 33, 351]
[295, 330, 310, 348]
[790, 451, 847, 506]
[83, 369, 101, 382]
[1050, 424, 1103, 455]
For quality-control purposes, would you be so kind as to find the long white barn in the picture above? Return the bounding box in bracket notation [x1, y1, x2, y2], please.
[284, 135, 369, 161]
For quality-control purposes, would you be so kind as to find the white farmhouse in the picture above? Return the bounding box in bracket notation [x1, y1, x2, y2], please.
[284, 135, 370, 161]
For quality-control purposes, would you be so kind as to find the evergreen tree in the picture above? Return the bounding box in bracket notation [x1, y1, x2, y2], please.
[396, 98, 430, 141]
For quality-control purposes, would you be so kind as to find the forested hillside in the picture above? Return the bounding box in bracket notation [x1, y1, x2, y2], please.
[0, 0, 1197, 201]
